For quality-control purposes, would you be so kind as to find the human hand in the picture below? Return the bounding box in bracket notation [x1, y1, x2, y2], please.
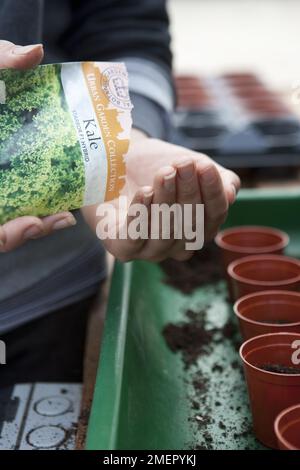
[84, 130, 240, 262]
[0, 40, 77, 252]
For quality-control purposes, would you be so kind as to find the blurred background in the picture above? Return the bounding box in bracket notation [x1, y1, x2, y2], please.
[168, 0, 300, 187]
[169, 0, 300, 93]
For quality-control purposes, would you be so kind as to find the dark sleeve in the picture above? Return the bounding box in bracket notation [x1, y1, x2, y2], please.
[61, 0, 175, 139]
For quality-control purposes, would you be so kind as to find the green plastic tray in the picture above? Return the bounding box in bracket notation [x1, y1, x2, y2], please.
[86, 188, 300, 450]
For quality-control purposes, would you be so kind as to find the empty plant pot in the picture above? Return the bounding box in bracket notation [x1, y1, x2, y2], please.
[274, 404, 300, 450]
[240, 332, 300, 448]
[227, 254, 300, 302]
[175, 75, 202, 88]
[215, 226, 289, 301]
[244, 98, 289, 115]
[222, 72, 260, 82]
[232, 84, 273, 99]
[177, 86, 208, 96]
[234, 290, 300, 340]
[215, 226, 288, 270]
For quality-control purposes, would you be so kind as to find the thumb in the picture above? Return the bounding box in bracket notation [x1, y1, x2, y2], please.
[0, 40, 44, 69]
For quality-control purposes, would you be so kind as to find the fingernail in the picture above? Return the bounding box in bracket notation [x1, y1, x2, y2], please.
[53, 216, 77, 231]
[200, 166, 216, 184]
[231, 184, 237, 203]
[13, 44, 43, 55]
[163, 168, 176, 192]
[24, 225, 44, 240]
[142, 186, 154, 205]
[177, 160, 195, 180]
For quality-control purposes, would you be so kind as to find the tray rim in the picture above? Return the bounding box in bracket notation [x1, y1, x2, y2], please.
[86, 262, 132, 450]
[238, 187, 300, 200]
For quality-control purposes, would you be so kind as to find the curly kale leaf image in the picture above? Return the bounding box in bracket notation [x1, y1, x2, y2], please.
[0, 64, 84, 223]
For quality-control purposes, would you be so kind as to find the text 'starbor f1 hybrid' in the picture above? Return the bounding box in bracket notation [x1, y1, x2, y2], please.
[0, 62, 132, 223]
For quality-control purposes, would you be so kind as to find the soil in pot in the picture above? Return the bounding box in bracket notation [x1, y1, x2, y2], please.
[259, 319, 292, 325]
[259, 364, 300, 374]
[240, 332, 300, 448]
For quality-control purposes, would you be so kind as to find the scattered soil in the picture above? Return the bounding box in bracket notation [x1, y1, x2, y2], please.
[75, 402, 91, 449]
[162, 308, 240, 371]
[231, 360, 241, 370]
[192, 374, 209, 396]
[212, 364, 224, 373]
[162, 304, 249, 449]
[259, 363, 300, 374]
[160, 243, 223, 294]
[191, 399, 200, 411]
[161, 244, 256, 449]
[162, 309, 215, 369]
[219, 421, 227, 430]
[233, 425, 253, 440]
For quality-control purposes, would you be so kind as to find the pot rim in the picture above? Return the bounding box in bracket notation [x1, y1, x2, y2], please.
[234, 290, 300, 328]
[239, 332, 300, 377]
[215, 226, 289, 255]
[274, 403, 300, 451]
[228, 254, 300, 287]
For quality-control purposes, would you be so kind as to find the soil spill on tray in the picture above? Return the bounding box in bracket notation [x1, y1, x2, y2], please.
[161, 249, 263, 450]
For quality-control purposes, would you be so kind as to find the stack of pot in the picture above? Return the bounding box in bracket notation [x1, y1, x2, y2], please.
[216, 226, 300, 449]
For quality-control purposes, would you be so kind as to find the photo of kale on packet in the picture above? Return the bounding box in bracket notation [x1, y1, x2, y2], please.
[0, 62, 132, 224]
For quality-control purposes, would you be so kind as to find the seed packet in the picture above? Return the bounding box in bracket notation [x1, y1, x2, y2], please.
[0, 61, 132, 223]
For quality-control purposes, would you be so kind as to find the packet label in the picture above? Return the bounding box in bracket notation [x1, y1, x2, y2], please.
[0, 62, 132, 224]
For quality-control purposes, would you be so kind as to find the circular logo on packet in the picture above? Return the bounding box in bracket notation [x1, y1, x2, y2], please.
[101, 66, 132, 110]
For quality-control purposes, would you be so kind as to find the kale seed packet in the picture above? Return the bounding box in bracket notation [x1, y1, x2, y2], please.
[0, 61, 132, 223]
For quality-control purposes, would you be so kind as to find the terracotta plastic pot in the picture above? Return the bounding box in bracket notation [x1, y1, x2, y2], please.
[233, 86, 274, 100]
[175, 75, 202, 88]
[250, 108, 290, 118]
[215, 226, 289, 300]
[216, 226, 288, 269]
[177, 93, 212, 108]
[234, 290, 300, 340]
[222, 72, 261, 86]
[244, 98, 289, 115]
[222, 72, 258, 79]
[228, 254, 300, 302]
[274, 404, 300, 450]
[177, 85, 208, 95]
[240, 332, 300, 448]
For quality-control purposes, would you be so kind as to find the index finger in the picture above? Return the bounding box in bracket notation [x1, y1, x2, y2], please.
[198, 163, 229, 241]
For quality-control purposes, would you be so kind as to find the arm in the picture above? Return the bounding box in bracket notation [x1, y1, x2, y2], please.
[61, 0, 174, 140]
[82, 130, 240, 262]
[69, 0, 240, 261]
